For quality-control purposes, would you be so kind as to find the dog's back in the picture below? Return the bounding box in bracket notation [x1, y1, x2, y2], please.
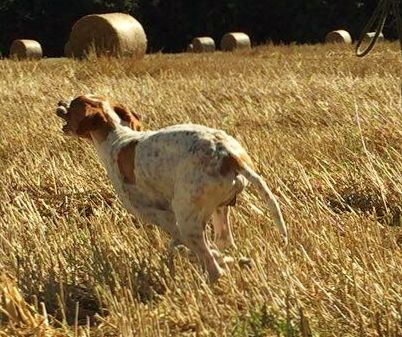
[134, 124, 247, 198]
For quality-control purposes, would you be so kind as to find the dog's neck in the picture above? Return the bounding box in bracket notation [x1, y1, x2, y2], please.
[88, 124, 138, 205]
[89, 101, 138, 147]
[90, 123, 137, 161]
[89, 126, 111, 144]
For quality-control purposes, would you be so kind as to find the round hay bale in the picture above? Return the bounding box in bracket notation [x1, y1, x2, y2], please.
[192, 37, 215, 53]
[325, 30, 352, 44]
[220, 32, 251, 51]
[10, 39, 42, 59]
[187, 43, 194, 52]
[364, 32, 385, 42]
[66, 12, 147, 58]
[64, 41, 73, 57]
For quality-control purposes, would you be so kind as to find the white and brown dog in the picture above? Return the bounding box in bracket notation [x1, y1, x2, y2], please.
[56, 94, 287, 282]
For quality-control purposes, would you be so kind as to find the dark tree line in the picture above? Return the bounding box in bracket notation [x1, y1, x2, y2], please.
[0, 0, 399, 57]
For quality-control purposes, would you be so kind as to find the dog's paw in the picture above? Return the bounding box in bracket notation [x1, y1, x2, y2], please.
[208, 265, 225, 284]
[238, 256, 253, 269]
[222, 256, 235, 264]
[211, 249, 235, 265]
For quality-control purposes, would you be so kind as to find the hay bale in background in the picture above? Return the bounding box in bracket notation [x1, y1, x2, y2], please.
[66, 12, 147, 58]
[9, 39, 42, 59]
[220, 32, 251, 51]
[64, 41, 73, 57]
[364, 32, 385, 42]
[192, 37, 215, 53]
[325, 30, 352, 44]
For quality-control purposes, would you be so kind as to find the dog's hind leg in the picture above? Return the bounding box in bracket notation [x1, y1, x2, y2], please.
[212, 206, 236, 250]
[172, 203, 224, 282]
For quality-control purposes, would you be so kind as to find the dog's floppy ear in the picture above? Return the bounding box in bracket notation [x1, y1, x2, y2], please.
[113, 103, 142, 131]
[76, 112, 106, 138]
[66, 96, 108, 138]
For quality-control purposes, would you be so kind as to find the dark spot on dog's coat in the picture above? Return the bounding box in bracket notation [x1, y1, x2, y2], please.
[117, 141, 137, 184]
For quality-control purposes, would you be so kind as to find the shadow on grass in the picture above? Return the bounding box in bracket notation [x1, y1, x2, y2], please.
[326, 186, 402, 227]
[228, 304, 310, 337]
[15, 253, 170, 327]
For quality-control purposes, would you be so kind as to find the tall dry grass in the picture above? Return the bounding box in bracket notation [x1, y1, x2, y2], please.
[0, 43, 401, 337]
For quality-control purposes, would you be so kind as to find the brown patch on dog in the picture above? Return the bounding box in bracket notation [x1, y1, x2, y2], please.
[76, 112, 108, 137]
[117, 141, 137, 184]
[220, 155, 239, 175]
[226, 195, 237, 206]
[218, 194, 237, 207]
[59, 95, 142, 140]
[220, 151, 254, 176]
[63, 95, 112, 139]
[112, 103, 142, 131]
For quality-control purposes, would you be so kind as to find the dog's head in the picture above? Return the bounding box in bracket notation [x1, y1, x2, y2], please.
[56, 94, 142, 139]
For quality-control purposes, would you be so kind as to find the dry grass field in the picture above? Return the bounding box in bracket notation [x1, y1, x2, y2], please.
[0, 43, 401, 337]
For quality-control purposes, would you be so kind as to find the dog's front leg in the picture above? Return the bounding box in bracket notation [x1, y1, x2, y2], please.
[135, 206, 181, 275]
[136, 207, 179, 240]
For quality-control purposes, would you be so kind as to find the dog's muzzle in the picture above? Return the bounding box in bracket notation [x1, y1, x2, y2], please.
[56, 106, 67, 119]
[56, 100, 69, 119]
[56, 100, 71, 134]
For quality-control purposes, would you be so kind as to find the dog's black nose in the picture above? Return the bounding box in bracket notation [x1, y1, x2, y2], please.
[56, 106, 67, 118]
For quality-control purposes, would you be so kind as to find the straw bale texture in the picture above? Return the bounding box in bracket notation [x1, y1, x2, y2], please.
[66, 12, 147, 58]
[9, 39, 42, 59]
[325, 30, 352, 44]
[192, 37, 215, 53]
[220, 32, 251, 51]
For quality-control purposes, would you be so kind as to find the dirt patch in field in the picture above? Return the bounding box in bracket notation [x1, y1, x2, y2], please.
[37, 280, 102, 326]
[326, 184, 402, 226]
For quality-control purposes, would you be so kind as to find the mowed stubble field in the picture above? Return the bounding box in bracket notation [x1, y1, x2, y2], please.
[0, 43, 401, 337]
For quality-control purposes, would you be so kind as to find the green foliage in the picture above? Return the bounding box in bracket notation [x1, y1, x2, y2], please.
[229, 305, 301, 337]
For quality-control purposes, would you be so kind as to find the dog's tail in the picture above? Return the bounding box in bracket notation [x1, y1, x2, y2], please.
[221, 148, 288, 244]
